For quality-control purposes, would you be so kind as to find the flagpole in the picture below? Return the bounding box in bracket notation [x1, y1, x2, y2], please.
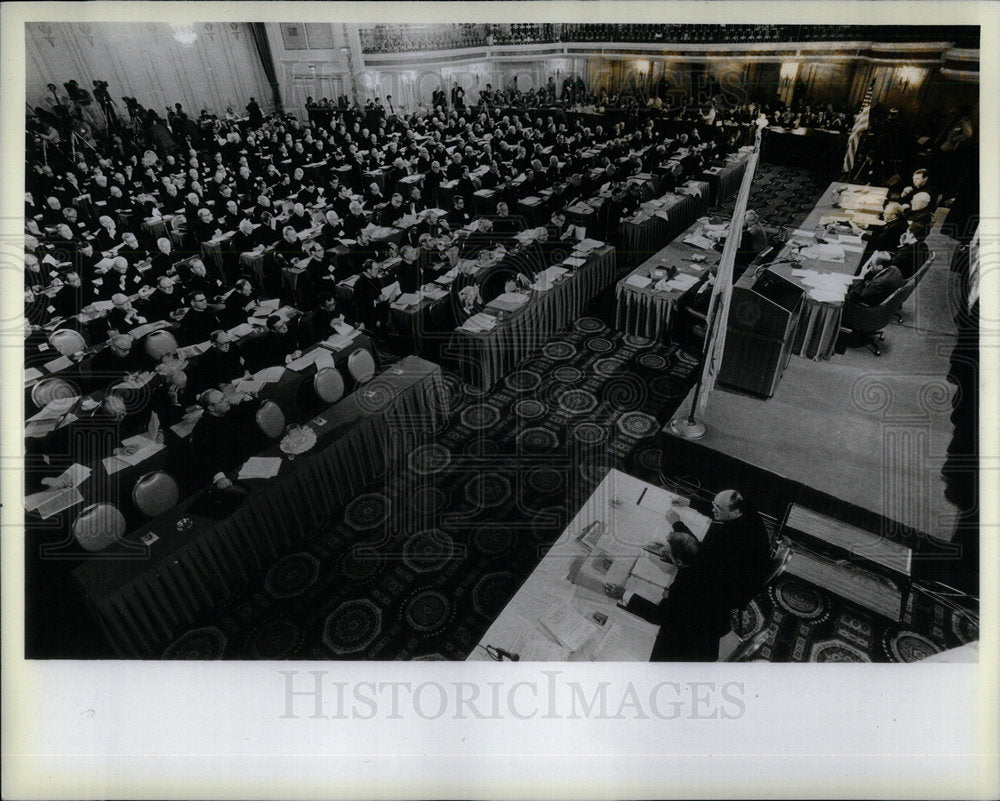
[669, 125, 764, 440]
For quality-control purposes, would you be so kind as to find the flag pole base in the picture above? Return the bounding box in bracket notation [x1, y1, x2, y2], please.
[669, 416, 707, 440]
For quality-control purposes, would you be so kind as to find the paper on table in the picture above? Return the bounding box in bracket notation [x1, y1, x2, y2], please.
[228, 322, 256, 338]
[56, 463, 93, 488]
[670, 273, 700, 290]
[102, 455, 128, 475]
[576, 238, 604, 252]
[43, 354, 74, 373]
[626, 274, 652, 289]
[511, 626, 571, 661]
[170, 409, 203, 438]
[286, 350, 323, 372]
[563, 256, 587, 268]
[537, 602, 599, 652]
[255, 365, 287, 383]
[237, 456, 282, 480]
[333, 322, 355, 336]
[683, 234, 715, 250]
[27, 395, 79, 422]
[35, 487, 84, 520]
[24, 367, 44, 384]
[395, 292, 420, 307]
[115, 440, 164, 466]
[234, 376, 265, 395]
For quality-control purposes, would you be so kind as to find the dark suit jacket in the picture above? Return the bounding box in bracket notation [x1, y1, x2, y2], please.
[848, 264, 904, 306]
[646, 510, 771, 661]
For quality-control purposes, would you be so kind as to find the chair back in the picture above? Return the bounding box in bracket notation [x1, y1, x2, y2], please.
[911, 251, 936, 287]
[347, 349, 376, 384]
[145, 330, 179, 361]
[314, 367, 345, 404]
[842, 284, 909, 334]
[72, 503, 126, 552]
[49, 329, 87, 357]
[30, 377, 78, 410]
[765, 541, 792, 585]
[255, 399, 286, 439]
[132, 470, 181, 517]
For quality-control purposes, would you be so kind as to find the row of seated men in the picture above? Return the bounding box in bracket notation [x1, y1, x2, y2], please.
[25, 92, 732, 341]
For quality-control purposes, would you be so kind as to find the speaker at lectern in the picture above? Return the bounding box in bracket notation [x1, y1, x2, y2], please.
[717, 268, 804, 398]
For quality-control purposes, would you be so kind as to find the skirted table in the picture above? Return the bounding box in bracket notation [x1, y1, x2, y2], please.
[761, 126, 848, 172]
[702, 148, 753, 207]
[448, 245, 617, 391]
[759, 181, 887, 360]
[71, 355, 448, 657]
[619, 183, 707, 269]
[615, 219, 721, 343]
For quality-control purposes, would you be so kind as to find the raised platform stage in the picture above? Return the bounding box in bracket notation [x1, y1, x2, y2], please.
[662, 253, 964, 567]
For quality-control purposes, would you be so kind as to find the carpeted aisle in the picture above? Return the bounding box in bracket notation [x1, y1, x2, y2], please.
[161, 318, 700, 660]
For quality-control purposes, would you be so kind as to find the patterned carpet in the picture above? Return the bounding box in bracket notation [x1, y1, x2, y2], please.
[719, 161, 835, 231]
[733, 576, 979, 662]
[161, 318, 699, 659]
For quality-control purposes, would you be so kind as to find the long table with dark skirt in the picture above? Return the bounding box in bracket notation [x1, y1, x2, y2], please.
[447, 245, 617, 391]
[71, 355, 448, 657]
[702, 148, 754, 207]
[753, 181, 888, 360]
[615, 219, 722, 343]
[619, 183, 709, 269]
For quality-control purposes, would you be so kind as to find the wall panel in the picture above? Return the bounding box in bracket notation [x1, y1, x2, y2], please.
[26, 22, 273, 119]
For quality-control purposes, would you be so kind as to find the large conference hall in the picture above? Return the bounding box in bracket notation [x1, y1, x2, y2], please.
[21, 21, 980, 663]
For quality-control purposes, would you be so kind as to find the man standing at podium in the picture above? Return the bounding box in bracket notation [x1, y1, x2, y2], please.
[628, 489, 771, 661]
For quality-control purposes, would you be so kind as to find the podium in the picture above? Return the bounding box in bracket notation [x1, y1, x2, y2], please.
[717, 268, 804, 398]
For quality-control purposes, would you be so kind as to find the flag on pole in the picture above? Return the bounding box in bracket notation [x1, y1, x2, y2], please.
[693, 130, 762, 420]
[842, 79, 876, 173]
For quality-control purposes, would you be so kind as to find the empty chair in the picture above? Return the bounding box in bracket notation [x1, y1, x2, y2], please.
[132, 470, 181, 517]
[255, 399, 286, 439]
[30, 377, 78, 410]
[49, 329, 87, 357]
[347, 349, 376, 384]
[145, 330, 179, 361]
[72, 503, 126, 553]
[841, 283, 911, 356]
[313, 367, 345, 404]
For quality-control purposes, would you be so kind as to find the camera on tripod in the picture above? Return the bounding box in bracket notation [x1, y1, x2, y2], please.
[93, 80, 113, 105]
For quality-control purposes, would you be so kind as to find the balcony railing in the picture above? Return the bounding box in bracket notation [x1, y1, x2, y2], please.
[358, 23, 979, 54]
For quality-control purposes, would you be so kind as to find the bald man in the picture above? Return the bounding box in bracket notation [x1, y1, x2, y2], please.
[623, 489, 771, 661]
[189, 388, 260, 489]
[90, 333, 144, 382]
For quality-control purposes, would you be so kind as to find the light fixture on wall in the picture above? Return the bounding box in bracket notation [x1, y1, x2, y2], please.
[171, 23, 198, 47]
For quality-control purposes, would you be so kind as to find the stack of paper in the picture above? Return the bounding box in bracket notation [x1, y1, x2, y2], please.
[511, 626, 571, 661]
[233, 376, 265, 395]
[24, 367, 43, 385]
[419, 285, 448, 300]
[576, 238, 604, 253]
[626, 274, 652, 289]
[170, 408, 203, 439]
[237, 456, 283, 481]
[460, 313, 497, 333]
[228, 322, 257, 339]
[683, 233, 715, 250]
[27, 395, 79, 425]
[538, 602, 599, 652]
[286, 349, 326, 372]
[488, 292, 529, 312]
[542, 266, 568, 283]
[43, 354, 74, 373]
[394, 292, 420, 308]
[563, 256, 587, 268]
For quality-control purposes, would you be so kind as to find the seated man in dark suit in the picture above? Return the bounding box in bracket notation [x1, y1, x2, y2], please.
[178, 291, 222, 345]
[191, 329, 249, 392]
[858, 201, 907, 267]
[446, 195, 473, 229]
[89, 333, 145, 384]
[379, 192, 407, 227]
[300, 292, 355, 344]
[395, 245, 425, 294]
[246, 314, 305, 370]
[881, 222, 929, 281]
[105, 292, 149, 336]
[490, 200, 524, 243]
[220, 279, 260, 328]
[352, 258, 391, 334]
[145, 276, 184, 322]
[846, 258, 904, 307]
[189, 388, 261, 490]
